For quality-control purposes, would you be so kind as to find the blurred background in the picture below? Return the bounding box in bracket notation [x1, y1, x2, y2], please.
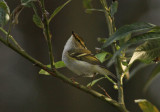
[0, 0, 160, 112]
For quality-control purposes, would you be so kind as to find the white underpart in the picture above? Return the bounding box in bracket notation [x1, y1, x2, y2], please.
[62, 35, 97, 77]
[62, 35, 113, 77]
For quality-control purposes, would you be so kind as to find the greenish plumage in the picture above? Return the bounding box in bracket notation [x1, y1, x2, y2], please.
[68, 49, 101, 65]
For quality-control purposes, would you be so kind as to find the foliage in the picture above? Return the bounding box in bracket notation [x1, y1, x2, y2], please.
[110, 1, 118, 17]
[95, 51, 112, 63]
[129, 40, 160, 64]
[0, 0, 160, 112]
[39, 61, 65, 75]
[33, 14, 44, 28]
[48, 0, 71, 22]
[87, 77, 105, 87]
[0, 0, 10, 26]
[135, 99, 159, 112]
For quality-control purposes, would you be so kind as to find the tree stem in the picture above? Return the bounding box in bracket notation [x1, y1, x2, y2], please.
[100, 0, 128, 111]
[40, 0, 54, 69]
[0, 27, 23, 51]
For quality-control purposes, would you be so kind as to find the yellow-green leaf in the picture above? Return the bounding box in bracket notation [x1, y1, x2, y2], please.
[48, 0, 71, 22]
[54, 61, 66, 68]
[87, 77, 105, 87]
[135, 99, 159, 112]
[95, 52, 111, 63]
[39, 61, 66, 75]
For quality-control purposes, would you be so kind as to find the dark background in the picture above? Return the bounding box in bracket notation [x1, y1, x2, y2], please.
[0, 0, 160, 112]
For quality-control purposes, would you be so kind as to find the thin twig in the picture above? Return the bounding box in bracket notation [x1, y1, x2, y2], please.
[40, 0, 54, 69]
[0, 27, 23, 51]
[98, 84, 111, 98]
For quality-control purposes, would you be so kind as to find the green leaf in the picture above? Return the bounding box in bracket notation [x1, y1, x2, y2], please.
[39, 68, 50, 75]
[144, 64, 160, 92]
[0, 0, 9, 13]
[0, 0, 10, 26]
[110, 1, 118, 17]
[54, 61, 66, 68]
[103, 22, 156, 48]
[150, 26, 160, 32]
[48, 0, 71, 22]
[39, 61, 66, 75]
[135, 99, 159, 112]
[129, 39, 160, 65]
[95, 52, 111, 63]
[87, 77, 105, 87]
[119, 32, 131, 46]
[108, 32, 160, 66]
[33, 14, 44, 28]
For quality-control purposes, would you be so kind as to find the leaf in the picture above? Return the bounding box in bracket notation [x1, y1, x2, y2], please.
[85, 9, 104, 13]
[33, 14, 44, 28]
[103, 22, 156, 48]
[119, 32, 131, 46]
[110, 1, 118, 17]
[107, 32, 160, 66]
[39, 68, 50, 75]
[129, 40, 160, 65]
[143, 64, 160, 92]
[12, 5, 24, 24]
[48, 0, 71, 22]
[135, 99, 159, 112]
[95, 51, 111, 63]
[39, 61, 66, 75]
[0, 0, 10, 26]
[97, 37, 107, 43]
[0, 0, 9, 13]
[150, 26, 160, 32]
[87, 77, 105, 87]
[54, 61, 66, 68]
[21, 0, 36, 7]
[83, 0, 93, 13]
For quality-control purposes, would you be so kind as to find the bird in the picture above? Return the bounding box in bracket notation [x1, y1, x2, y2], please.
[62, 31, 117, 80]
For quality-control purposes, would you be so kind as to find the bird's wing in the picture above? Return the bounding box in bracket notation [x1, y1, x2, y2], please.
[68, 49, 101, 65]
[68, 49, 118, 80]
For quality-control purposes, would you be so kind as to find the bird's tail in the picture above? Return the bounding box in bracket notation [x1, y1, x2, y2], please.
[96, 66, 118, 81]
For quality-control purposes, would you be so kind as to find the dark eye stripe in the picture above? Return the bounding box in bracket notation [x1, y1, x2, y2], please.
[75, 37, 85, 48]
[72, 32, 87, 48]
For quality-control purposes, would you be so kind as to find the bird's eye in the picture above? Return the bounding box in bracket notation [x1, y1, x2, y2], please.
[77, 39, 81, 42]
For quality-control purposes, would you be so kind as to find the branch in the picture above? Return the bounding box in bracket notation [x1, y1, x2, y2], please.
[100, 0, 128, 111]
[0, 36, 126, 112]
[0, 27, 23, 51]
[40, 0, 54, 69]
